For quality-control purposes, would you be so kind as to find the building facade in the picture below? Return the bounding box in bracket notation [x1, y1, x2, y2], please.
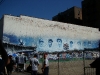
[82, 0, 100, 30]
[52, 6, 82, 25]
[0, 15, 100, 53]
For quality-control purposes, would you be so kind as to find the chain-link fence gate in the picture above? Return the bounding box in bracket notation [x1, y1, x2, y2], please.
[83, 48, 100, 75]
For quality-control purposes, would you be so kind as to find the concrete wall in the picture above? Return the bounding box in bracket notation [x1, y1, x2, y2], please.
[3, 15, 100, 52]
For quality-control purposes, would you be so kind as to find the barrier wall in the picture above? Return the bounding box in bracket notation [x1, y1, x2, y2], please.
[2, 15, 100, 52]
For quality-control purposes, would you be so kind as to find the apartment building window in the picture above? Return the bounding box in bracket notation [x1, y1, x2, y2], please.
[78, 10, 80, 15]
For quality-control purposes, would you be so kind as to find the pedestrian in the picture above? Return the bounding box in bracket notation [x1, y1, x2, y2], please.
[0, 40, 8, 75]
[16, 53, 26, 72]
[0, 55, 5, 75]
[30, 54, 39, 75]
[6, 55, 16, 75]
[41, 53, 49, 75]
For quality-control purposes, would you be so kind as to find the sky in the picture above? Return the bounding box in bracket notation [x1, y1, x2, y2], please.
[0, 0, 82, 20]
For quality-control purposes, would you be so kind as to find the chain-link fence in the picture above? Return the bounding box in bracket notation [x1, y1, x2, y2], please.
[3, 42, 100, 75]
[38, 50, 84, 75]
[37, 49, 100, 75]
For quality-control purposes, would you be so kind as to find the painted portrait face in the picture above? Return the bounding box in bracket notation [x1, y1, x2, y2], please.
[77, 41, 81, 46]
[39, 38, 44, 47]
[88, 41, 91, 45]
[83, 41, 87, 46]
[70, 41, 73, 48]
[57, 39, 62, 47]
[48, 39, 53, 47]
[70, 41, 73, 44]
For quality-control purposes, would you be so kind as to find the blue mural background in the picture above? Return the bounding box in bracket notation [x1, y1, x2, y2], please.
[3, 33, 100, 52]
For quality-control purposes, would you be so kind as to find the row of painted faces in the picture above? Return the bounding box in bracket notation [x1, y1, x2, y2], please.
[38, 38, 99, 48]
[3, 34, 99, 48]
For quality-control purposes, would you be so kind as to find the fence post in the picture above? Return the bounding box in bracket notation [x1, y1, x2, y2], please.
[83, 50, 85, 75]
[58, 52, 60, 75]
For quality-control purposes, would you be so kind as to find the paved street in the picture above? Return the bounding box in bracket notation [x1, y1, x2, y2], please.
[12, 72, 42, 75]
[12, 72, 30, 75]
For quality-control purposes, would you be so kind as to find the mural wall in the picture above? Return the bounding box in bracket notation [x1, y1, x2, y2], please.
[2, 15, 100, 52]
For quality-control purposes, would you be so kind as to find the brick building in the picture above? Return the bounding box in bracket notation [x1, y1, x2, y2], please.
[52, 6, 82, 25]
